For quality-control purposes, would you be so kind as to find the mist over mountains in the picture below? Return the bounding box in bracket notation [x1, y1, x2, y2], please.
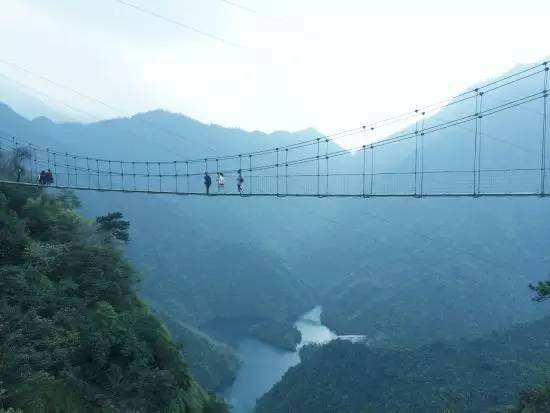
[1, 61, 550, 404]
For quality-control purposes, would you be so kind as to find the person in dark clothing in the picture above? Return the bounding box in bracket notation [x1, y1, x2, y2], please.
[204, 172, 212, 194]
[237, 169, 244, 194]
[16, 167, 23, 182]
[38, 170, 46, 185]
[45, 169, 54, 186]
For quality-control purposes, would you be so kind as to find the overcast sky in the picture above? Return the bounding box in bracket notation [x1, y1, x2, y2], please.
[0, 0, 548, 142]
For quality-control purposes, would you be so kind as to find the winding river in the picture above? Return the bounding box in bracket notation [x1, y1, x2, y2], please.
[227, 306, 359, 413]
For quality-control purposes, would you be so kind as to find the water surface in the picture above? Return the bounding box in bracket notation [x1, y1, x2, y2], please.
[227, 306, 348, 413]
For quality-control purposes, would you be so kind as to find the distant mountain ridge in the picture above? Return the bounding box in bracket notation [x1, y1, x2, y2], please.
[1, 60, 550, 401]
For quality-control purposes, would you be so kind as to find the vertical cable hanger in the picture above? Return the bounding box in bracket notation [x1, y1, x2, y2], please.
[86, 157, 91, 189]
[96, 159, 100, 189]
[108, 160, 113, 190]
[33, 148, 38, 181]
[120, 161, 124, 191]
[249, 154, 253, 195]
[65, 152, 70, 187]
[132, 162, 137, 191]
[54, 152, 58, 185]
[28, 143, 34, 181]
[158, 162, 162, 192]
[46, 149, 51, 180]
[74, 156, 78, 187]
[146, 162, 150, 192]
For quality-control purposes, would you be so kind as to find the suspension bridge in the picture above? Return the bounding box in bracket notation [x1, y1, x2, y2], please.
[0, 62, 549, 198]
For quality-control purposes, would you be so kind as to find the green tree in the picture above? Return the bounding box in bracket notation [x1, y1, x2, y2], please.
[96, 211, 130, 242]
[529, 281, 550, 302]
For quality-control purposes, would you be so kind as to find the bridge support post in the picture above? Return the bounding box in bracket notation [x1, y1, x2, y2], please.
[478, 92, 484, 196]
[28, 144, 34, 182]
[249, 154, 252, 195]
[120, 161, 124, 191]
[325, 139, 329, 196]
[362, 144, 366, 197]
[132, 162, 136, 191]
[317, 137, 321, 197]
[96, 159, 100, 190]
[285, 149, 289, 196]
[419, 112, 425, 197]
[108, 160, 113, 190]
[174, 161, 178, 193]
[146, 162, 150, 192]
[75, 156, 79, 188]
[33, 148, 38, 182]
[158, 162, 162, 192]
[370, 143, 374, 197]
[414, 110, 419, 197]
[472, 90, 480, 197]
[276, 148, 279, 196]
[541, 62, 548, 196]
[186, 161, 190, 194]
[46, 149, 51, 183]
[66, 153, 71, 188]
[86, 157, 91, 189]
[53, 152, 58, 186]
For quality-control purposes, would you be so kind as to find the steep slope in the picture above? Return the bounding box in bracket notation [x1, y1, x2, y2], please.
[0, 167, 227, 412]
[158, 311, 241, 393]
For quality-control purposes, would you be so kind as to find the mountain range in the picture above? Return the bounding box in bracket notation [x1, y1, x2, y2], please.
[1, 60, 550, 402]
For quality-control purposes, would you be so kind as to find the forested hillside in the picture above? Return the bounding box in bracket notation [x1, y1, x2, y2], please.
[256, 315, 550, 413]
[0, 151, 227, 413]
[157, 311, 241, 393]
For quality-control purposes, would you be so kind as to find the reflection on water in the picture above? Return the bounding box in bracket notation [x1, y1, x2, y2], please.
[227, 306, 349, 413]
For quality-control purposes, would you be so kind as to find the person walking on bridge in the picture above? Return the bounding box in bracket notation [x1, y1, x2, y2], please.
[204, 172, 212, 195]
[45, 169, 53, 186]
[217, 172, 225, 192]
[237, 170, 244, 195]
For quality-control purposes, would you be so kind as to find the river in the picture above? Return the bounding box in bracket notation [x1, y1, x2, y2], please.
[227, 306, 361, 413]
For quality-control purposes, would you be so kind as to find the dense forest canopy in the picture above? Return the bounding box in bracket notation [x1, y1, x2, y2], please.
[255, 279, 550, 413]
[0, 151, 227, 412]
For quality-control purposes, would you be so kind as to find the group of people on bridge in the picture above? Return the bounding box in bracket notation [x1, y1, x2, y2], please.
[203, 170, 244, 195]
[38, 169, 54, 186]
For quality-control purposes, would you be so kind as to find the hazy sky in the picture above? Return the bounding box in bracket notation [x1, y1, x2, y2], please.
[0, 0, 548, 140]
